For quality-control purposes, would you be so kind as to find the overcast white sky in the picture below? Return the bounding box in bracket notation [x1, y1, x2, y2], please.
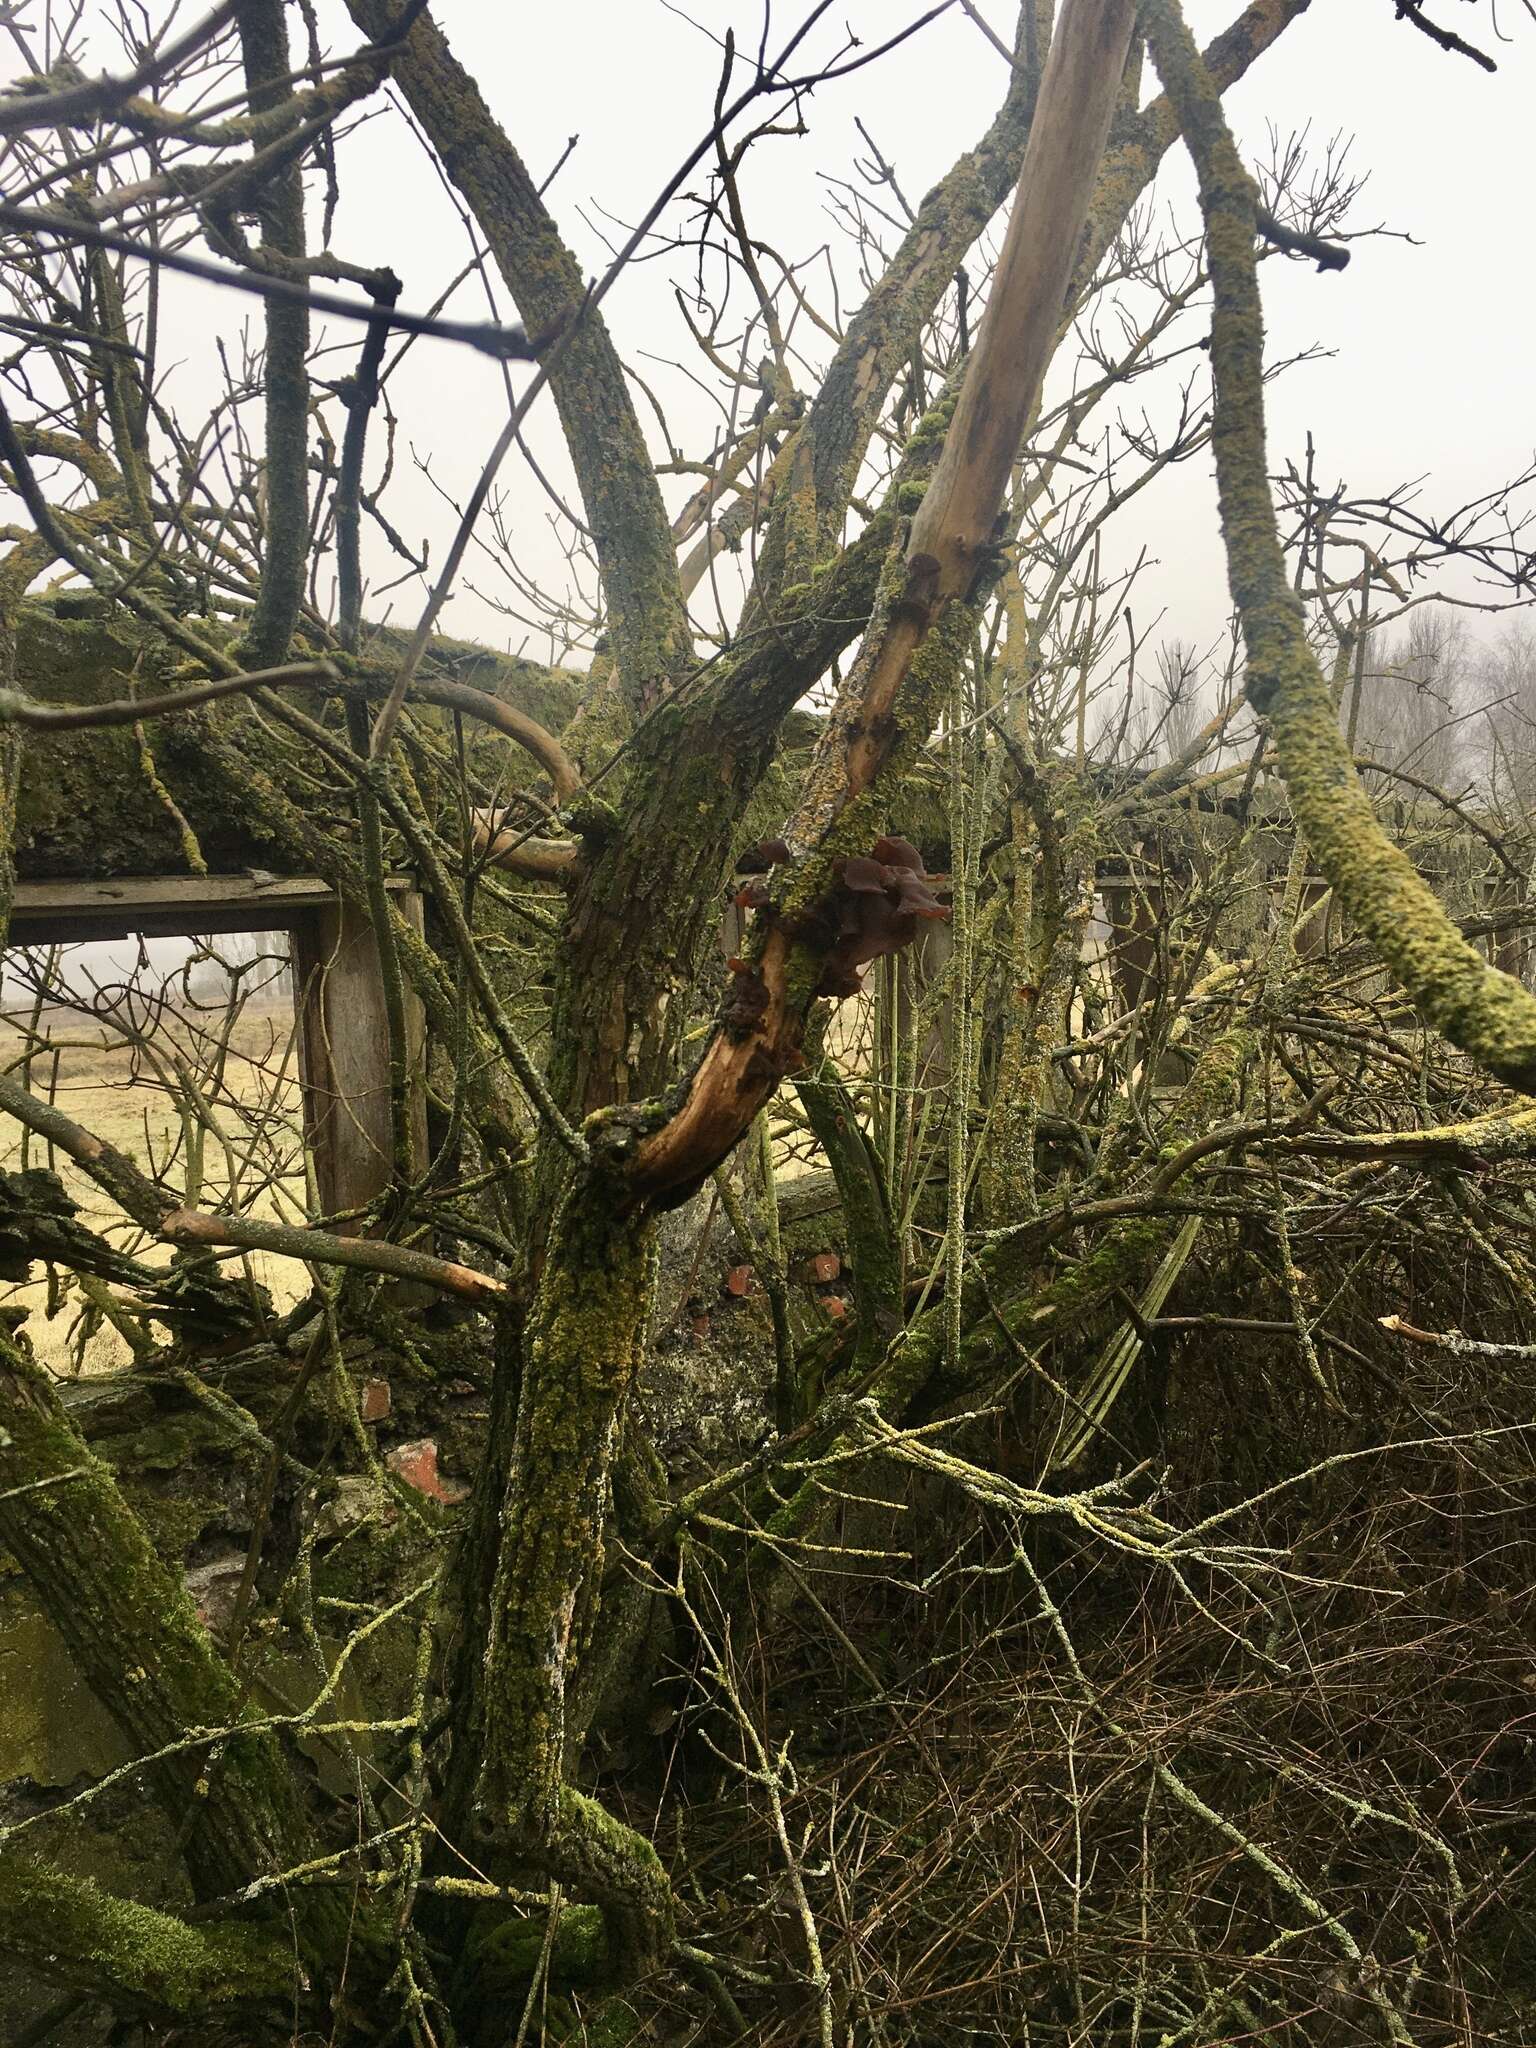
[310, 0, 1535, 668]
[1, 3, 1530, 997]
[6, 1, 1534, 670]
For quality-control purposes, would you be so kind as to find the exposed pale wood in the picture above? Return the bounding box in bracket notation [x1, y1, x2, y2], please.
[470, 811, 577, 879]
[626, 0, 1139, 1206]
[1265, 872, 1332, 962]
[902, 1, 1140, 602]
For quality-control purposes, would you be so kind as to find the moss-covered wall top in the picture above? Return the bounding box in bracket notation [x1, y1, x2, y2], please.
[11, 604, 590, 883]
[15, 607, 243, 879]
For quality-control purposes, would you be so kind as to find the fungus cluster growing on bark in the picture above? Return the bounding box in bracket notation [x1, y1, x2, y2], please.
[815, 835, 950, 996]
[727, 833, 950, 1016]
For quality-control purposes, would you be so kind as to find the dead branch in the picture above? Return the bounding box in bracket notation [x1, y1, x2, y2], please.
[0, 1073, 508, 1305]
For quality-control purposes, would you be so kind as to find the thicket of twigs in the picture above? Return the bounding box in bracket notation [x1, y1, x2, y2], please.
[558, 904, 1535, 2047]
[0, 4, 1534, 2045]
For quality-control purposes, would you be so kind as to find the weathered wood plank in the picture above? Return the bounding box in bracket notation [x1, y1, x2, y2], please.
[6, 873, 415, 944]
[294, 891, 427, 1220]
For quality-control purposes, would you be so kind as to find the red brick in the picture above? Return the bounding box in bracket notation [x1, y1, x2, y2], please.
[385, 1438, 468, 1506]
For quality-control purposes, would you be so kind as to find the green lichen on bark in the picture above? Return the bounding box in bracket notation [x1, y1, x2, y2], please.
[1076, 2, 1313, 306]
[760, 10, 1043, 594]
[0, 1858, 289, 2013]
[464, 1898, 611, 1995]
[1143, 0, 1536, 1096]
[937, 1025, 1253, 1396]
[10, 609, 252, 877]
[476, 1187, 675, 1979]
[0, 607, 20, 932]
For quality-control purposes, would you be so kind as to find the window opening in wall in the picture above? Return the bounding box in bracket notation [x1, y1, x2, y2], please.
[0, 930, 307, 1375]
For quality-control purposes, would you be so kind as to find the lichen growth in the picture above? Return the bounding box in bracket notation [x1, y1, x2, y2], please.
[1143, 0, 1536, 1097]
[0, 1857, 288, 2012]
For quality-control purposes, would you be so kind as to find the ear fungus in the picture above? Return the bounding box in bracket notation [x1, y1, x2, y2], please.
[815, 842, 950, 998]
[727, 839, 950, 1008]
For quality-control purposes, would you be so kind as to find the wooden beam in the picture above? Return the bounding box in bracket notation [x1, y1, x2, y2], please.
[5, 873, 428, 1223]
[293, 891, 427, 1221]
[5, 873, 414, 945]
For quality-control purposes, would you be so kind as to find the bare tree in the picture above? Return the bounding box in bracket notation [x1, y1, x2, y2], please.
[1351, 606, 1472, 787]
[1475, 617, 1536, 815]
[0, 5, 1533, 2045]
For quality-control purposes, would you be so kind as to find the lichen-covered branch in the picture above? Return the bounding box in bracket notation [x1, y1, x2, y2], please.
[1142, 0, 1536, 1095]
[342, 0, 691, 710]
[1073, 0, 1313, 302]
[476, 1193, 675, 1980]
[0, 1860, 290, 2015]
[0, 657, 333, 729]
[749, 1023, 1254, 1580]
[795, 1055, 902, 1376]
[983, 767, 1098, 1219]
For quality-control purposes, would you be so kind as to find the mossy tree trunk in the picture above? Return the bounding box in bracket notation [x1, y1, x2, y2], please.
[0, 1, 1409, 2034]
[0, 1334, 360, 1982]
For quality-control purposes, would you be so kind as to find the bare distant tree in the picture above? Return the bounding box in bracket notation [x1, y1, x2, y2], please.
[1154, 634, 1208, 761]
[1474, 619, 1536, 818]
[1349, 605, 1471, 788]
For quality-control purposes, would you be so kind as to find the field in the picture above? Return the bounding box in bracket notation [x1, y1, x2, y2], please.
[0, 977, 311, 1374]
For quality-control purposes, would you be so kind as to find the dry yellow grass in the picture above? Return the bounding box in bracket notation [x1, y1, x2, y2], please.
[0, 996, 311, 1374]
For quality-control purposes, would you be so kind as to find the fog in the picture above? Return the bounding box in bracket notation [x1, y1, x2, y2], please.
[6, 1, 1530, 669]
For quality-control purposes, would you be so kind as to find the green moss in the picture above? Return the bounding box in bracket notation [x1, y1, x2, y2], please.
[370, 624, 586, 744]
[903, 385, 960, 457]
[467, 1900, 611, 1992]
[0, 1857, 288, 2012]
[0, 1331, 320, 1918]
[1144, 0, 1536, 1097]
[0, 1584, 132, 1786]
[116, 1479, 219, 1566]
[9, 600, 594, 882]
[12, 608, 246, 878]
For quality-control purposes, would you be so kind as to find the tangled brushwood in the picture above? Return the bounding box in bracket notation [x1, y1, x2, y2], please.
[0, 2, 1533, 2044]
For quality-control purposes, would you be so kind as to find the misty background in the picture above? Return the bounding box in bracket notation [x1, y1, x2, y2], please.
[2, 0, 1533, 996]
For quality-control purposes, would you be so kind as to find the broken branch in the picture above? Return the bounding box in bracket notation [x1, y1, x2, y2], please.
[0, 1074, 509, 1305]
[625, 0, 1139, 1207]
